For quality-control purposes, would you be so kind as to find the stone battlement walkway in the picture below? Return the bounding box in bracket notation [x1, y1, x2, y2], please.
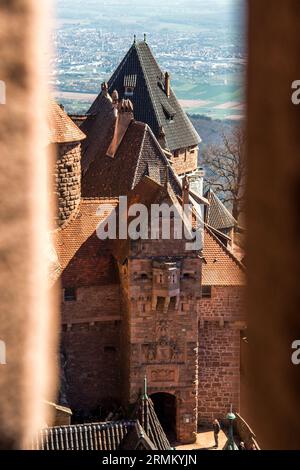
[174, 427, 227, 451]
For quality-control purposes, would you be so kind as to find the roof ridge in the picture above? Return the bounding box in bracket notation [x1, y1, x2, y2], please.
[132, 123, 148, 188]
[204, 223, 245, 271]
[212, 189, 237, 221]
[205, 188, 237, 229]
[135, 43, 163, 136]
[135, 42, 201, 148]
[45, 419, 136, 430]
[142, 124, 182, 194]
[108, 44, 135, 90]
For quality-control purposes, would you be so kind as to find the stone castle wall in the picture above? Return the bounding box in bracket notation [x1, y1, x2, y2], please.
[118, 237, 202, 443]
[171, 146, 198, 175]
[198, 285, 245, 424]
[60, 284, 122, 417]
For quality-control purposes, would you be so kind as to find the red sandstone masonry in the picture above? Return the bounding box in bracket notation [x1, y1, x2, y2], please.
[198, 286, 245, 425]
[171, 147, 198, 175]
[61, 285, 120, 323]
[62, 321, 121, 411]
[53, 182, 245, 444]
[60, 284, 122, 413]
[119, 237, 201, 443]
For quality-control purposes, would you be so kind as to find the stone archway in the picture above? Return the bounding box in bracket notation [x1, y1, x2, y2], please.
[150, 392, 176, 441]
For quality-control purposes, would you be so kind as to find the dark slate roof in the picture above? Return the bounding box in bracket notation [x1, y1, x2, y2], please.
[88, 41, 201, 152]
[204, 188, 237, 231]
[81, 97, 182, 199]
[132, 391, 171, 450]
[33, 420, 156, 451]
[119, 422, 156, 450]
[80, 94, 116, 175]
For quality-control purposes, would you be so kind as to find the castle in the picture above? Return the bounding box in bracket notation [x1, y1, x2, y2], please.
[50, 38, 245, 444]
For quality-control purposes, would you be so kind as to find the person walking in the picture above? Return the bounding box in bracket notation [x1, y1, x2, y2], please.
[213, 419, 221, 448]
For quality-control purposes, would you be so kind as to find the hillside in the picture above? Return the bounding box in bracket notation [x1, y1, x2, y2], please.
[189, 114, 237, 150]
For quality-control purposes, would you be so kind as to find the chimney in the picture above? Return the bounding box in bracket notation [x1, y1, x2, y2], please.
[165, 72, 170, 98]
[111, 89, 119, 117]
[189, 167, 205, 197]
[182, 175, 190, 207]
[107, 99, 134, 158]
[101, 82, 108, 96]
[112, 89, 119, 106]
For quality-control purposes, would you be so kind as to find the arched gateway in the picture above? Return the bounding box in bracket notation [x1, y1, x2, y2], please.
[150, 393, 176, 440]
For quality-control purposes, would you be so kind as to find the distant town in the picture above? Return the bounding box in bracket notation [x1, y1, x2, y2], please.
[51, 0, 246, 119]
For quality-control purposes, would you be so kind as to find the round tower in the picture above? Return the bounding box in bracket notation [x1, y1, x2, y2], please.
[49, 102, 85, 227]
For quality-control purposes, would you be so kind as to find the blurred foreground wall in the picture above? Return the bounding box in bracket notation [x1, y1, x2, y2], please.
[0, 0, 57, 449]
[246, 0, 300, 450]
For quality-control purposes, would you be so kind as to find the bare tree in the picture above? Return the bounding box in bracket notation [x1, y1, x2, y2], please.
[203, 125, 246, 221]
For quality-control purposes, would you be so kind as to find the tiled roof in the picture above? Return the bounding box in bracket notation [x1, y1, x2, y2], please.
[88, 41, 201, 152]
[132, 393, 171, 450]
[49, 101, 86, 144]
[81, 97, 181, 198]
[202, 225, 245, 286]
[80, 94, 116, 174]
[82, 118, 145, 197]
[33, 420, 156, 451]
[204, 189, 237, 231]
[52, 198, 119, 287]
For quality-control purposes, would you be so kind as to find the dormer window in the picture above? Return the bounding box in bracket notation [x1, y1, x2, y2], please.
[125, 87, 134, 97]
[162, 103, 176, 121]
[124, 74, 137, 97]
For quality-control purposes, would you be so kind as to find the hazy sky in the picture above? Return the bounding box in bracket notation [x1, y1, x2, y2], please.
[55, 0, 245, 34]
[56, 0, 245, 21]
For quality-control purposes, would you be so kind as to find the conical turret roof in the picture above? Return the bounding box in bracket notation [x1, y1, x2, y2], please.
[49, 101, 85, 144]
